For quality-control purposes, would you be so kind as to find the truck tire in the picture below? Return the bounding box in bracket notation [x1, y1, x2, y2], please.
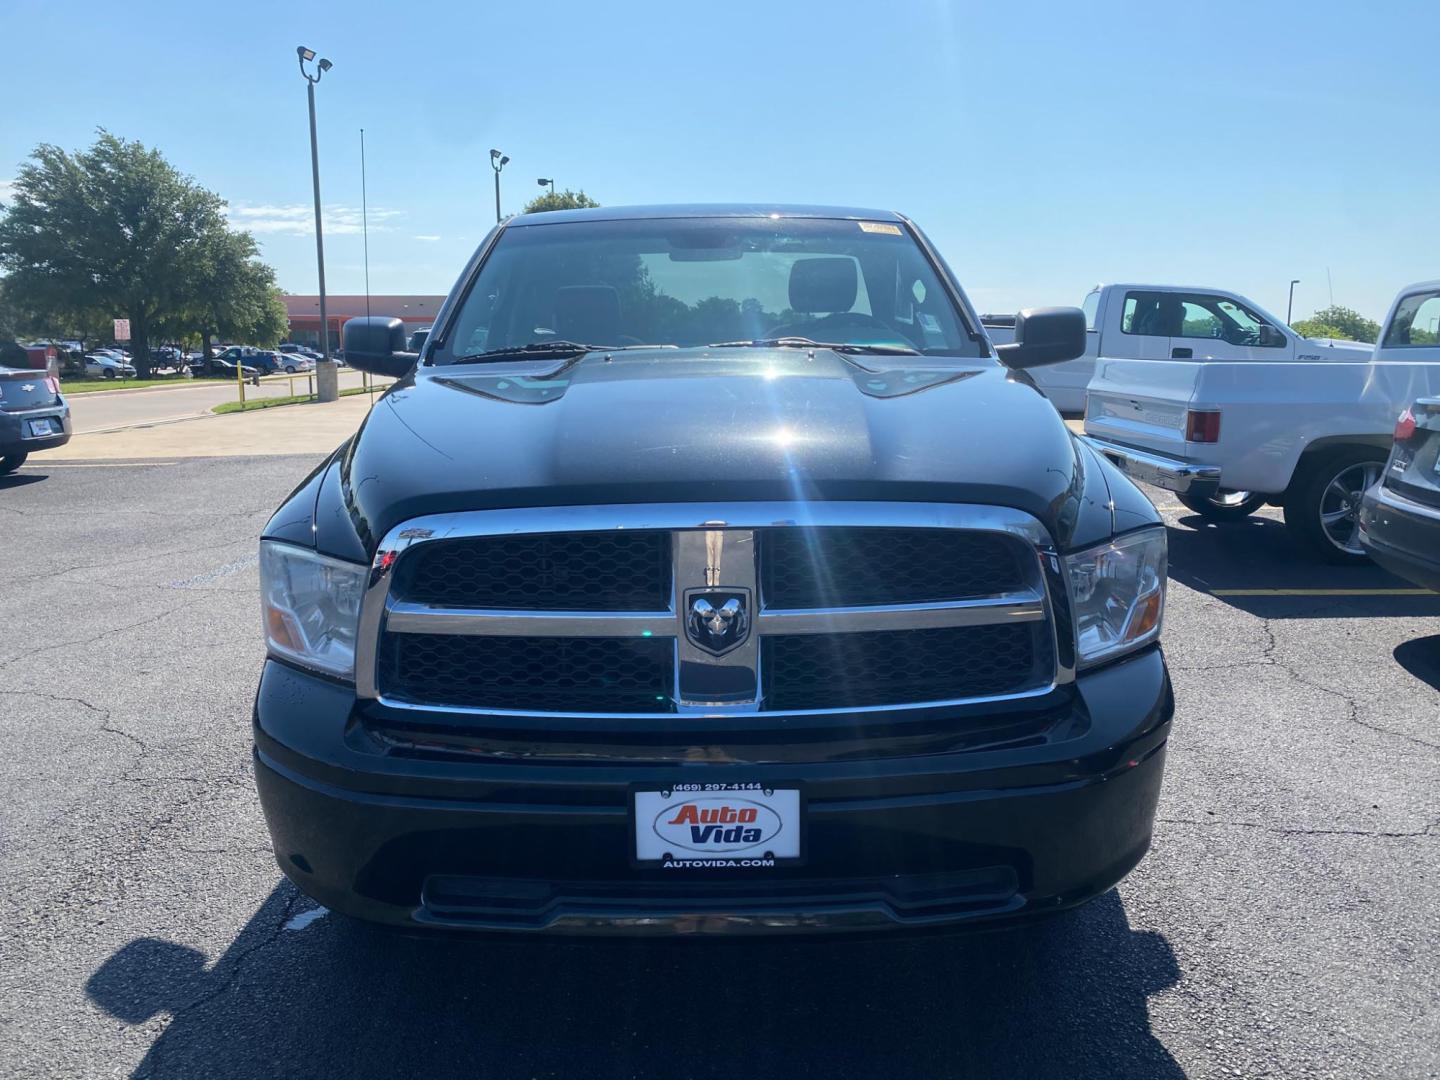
[1176, 489, 1268, 521]
[0, 453, 27, 475]
[1282, 447, 1388, 564]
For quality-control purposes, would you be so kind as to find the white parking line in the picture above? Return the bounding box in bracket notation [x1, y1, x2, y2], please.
[20, 461, 180, 468]
[1211, 588, 1436, 597]
[283, 906, 329, 931]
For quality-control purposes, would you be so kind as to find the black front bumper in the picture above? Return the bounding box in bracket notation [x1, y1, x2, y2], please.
[1360, 484, 1440, 592]
[253, 649, 1173, 935]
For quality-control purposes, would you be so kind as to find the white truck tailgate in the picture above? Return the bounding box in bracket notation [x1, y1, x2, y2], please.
[1084, 358, 1199, 456]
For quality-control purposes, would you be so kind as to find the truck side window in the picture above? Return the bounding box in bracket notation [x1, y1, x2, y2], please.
[1175, 294, 1282, 348]
[1121, 292, 1169, 336]
[1382, 290, 1440, 347]
[1179, 301, 1223, 340]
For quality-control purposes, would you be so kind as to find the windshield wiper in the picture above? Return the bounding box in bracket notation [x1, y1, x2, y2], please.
[449, 342, 680, 364]
[449, 341, 598, 364]
[708, 337, 920, 356]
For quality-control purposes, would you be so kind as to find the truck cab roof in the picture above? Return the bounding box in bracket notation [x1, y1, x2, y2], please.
[507, 203, 907, 227]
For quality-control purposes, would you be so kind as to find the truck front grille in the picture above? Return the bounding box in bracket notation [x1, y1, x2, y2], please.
[379, 634, 674, 713]
[758, 528, 1026, 608]
[361, 503, 1063, 717]
[396, 531, 671, 611]
[760, 622, 1045, 711]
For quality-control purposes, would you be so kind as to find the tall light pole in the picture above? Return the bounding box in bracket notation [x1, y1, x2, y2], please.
[490, 149, 509, 223]
[297, 46, 337, 401]
[1287, 279, 1300, 325]
[537, 177, 555, 198]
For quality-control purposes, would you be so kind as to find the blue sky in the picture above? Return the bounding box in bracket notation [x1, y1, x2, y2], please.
[4, 0, 1435, 323]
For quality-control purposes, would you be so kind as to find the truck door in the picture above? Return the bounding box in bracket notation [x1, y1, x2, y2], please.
[1167, 292, 1290, 362]
[1112, 291, 1177, 361]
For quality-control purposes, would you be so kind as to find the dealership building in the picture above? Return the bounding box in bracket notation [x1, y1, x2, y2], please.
[283, 295, 447, 351]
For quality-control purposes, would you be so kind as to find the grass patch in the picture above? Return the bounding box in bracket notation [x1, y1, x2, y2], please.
[60, 377, 206, 394]
[211, 385, 376, 415]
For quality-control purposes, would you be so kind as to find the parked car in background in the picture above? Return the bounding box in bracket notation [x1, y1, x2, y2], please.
[1082, 282, 1440, 562]
[82, 353, 137, 379]
[274, 352, 313, 374]
[1, 365, 70, 473]
[406, 326, 432, 353]
[1358, 282, 1440, 590]
[205, 346, 265, 378]
[148, 346, 187, 370]
[250, 351, 312, 375]
[1361, 397, 1440, 591]
[984, 284, 1369, 416]
[278, 343, 323, 363]
[206, 355, 261, 379]
[249, 352, 283, 375]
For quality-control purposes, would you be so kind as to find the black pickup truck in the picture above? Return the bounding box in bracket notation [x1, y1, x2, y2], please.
[254, 205, 1173, 935]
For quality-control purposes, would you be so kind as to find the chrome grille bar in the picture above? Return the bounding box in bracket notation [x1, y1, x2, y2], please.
[386, 604, 672, 637]
[384, 592, 1046, 638]
[755, 593, 1045, 635]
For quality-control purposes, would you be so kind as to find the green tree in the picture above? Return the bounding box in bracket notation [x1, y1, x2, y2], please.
[522, 189, 601, 214]
[1293, 305, 1381, 343]
[0, 131, 263, 377]
[179, 229, 289, 355]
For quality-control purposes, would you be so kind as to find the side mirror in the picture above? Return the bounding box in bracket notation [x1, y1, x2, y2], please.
[342, 317, 419, 378]
[407, 329, 430, 353]
[995, 306, 1087, 369]
[1258, 324, 1286, 347]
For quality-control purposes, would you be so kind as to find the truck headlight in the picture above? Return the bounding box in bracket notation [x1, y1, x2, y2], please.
[259, 541, 367, 679]
[1065, 527, 1167, 667]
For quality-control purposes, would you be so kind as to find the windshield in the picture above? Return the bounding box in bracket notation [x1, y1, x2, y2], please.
[434, 216, 984, 361]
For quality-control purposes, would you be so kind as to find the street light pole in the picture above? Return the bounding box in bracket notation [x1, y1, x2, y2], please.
[1287, 279, 1300, 326]
[298, 46, 338, 401]
[490, 149, 509, 223]
[537, 177, 555, 198]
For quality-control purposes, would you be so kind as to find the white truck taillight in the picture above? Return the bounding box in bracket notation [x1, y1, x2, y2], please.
[1185, 409, 1221, 443]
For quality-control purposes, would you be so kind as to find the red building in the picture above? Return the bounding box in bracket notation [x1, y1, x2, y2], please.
[283, 295, 448, 351]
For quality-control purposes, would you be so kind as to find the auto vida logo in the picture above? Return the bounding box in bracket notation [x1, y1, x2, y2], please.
[653, 797, 782, 853]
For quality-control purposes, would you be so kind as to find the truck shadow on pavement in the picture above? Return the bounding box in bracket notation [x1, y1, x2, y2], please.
[1394, 634, 1440, 691]
[0, 472, 47, 490]
[88, 881, 1184, 1079]
[1164, 511, 1440, 620]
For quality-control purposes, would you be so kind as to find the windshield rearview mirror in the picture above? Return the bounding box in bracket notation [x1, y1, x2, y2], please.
[342, 317, 419, 378]
[995, 306, 1086, 369]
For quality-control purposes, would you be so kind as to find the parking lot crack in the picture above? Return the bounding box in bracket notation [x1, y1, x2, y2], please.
[1178, 610, 1440, 752]
[0, 600, 207, 675]
[0, 689, 147, 755]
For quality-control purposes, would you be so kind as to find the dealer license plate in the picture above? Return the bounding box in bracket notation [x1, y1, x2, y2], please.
[27, 418, 55, 437]
[633, 783, 802, 868]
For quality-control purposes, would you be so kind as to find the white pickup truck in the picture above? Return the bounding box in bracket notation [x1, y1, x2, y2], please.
[1078, 282, 1440, 562]
[985, 284, 1369, 415]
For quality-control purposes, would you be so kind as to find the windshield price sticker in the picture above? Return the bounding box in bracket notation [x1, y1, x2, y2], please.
[634, 784, 802, 868]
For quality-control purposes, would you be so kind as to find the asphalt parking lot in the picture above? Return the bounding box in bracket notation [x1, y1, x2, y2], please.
[1, 453, 1437, 1079]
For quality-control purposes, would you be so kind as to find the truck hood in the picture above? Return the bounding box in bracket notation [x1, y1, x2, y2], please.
[333, 348, 1116, 554]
